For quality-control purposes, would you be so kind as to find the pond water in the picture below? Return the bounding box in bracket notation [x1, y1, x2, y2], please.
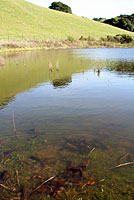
[0, 48, 134, 199]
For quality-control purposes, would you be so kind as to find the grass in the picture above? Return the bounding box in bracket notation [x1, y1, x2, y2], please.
[0, 38, 134, 53]
[0, 0, 134, 41]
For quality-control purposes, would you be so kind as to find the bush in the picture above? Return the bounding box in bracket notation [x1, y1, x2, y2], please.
[119, 34, 133, 43]
[79, 36, 94, 41]
[100, 34, 133, 43]
[67, 36, 75, 42]
[88, 36, 95, 41]
[79, 36, 88, 41]
[106, 35, 116, 42]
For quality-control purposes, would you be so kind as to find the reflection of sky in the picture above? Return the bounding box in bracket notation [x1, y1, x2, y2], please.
[72, 48, 134, 61]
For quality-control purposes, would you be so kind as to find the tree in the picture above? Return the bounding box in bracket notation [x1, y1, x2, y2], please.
[93, 17, 106, 22]
[118, 18, 133, 31]
[49, 2, 72, 14]
[103, 14, 134, 32]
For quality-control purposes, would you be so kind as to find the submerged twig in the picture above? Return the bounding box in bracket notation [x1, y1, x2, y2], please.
[21, 186, 26, 199]
[82, 177, 95, 189]
[12, 110, 16, 134]
[0, 183, 15, 191]
[66, 142, 78, 150]
[16, 170, 20, 187]
[30, 176, 55, 195]
[88, 147, 95, 156]
[111, 161, 134, 169]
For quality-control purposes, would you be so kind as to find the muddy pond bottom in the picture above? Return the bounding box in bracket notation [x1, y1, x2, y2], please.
[0, 48, 134, 199]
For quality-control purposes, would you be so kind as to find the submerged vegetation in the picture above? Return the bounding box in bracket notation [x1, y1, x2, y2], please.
[1, 0, 134, 198]
[0, 128, 134, 199]
[107, 61, 134, 75]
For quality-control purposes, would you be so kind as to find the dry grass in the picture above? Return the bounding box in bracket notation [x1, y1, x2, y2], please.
[0, 38, 134, 53]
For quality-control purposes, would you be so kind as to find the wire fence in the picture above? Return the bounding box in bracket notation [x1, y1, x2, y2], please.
[0, 34, 66, 41]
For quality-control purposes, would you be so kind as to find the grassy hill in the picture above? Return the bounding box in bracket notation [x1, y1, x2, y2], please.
[0, 0, 134, 40]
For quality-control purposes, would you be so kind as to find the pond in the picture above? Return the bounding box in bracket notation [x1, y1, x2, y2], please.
[0, 48, 134, 199]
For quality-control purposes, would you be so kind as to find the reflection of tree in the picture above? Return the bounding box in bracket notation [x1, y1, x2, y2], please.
[0, 56, 5, 66]
[52, 77, 72, 88]
[0, 96, 15, 110]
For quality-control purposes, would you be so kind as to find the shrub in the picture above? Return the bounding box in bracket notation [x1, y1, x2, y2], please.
[88, 36, 95, 41]
[79, 36, 88, 41]
[67, 36, 75, 42]
[107, 35, 116, 42]
[100, 34, 133, 44]
[119, 34, 133, 43]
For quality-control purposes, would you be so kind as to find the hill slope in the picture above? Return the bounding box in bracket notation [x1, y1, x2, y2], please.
[0, 0, 134, 40]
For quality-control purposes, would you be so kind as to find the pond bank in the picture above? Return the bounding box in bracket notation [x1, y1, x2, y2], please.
[0, 39, 134, 53]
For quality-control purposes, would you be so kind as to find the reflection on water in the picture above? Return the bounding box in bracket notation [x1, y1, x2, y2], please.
[0, 49, 134, 199]
[73, 48, 134, 61]
[52, 77, 72, 88]
[0, 96, 15, 110]
[0, 55, 5, 66]
[107, 61, 134, 76]
[0, 49, 134, 140]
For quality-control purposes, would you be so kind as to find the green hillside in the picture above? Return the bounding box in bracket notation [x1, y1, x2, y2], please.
[0, 0, 134, 40]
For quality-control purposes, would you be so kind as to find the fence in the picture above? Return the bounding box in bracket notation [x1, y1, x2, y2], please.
[0, 34, 66, 41]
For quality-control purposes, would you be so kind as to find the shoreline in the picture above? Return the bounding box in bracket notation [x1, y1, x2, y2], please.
[0, 39, 134, 53]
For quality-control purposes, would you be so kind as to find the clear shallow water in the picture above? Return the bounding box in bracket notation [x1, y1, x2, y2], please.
[0, 48, 134, 138]
[0, 48, 134, 199]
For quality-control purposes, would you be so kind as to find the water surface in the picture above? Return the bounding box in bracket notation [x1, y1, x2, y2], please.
[0, 48, 134, 199]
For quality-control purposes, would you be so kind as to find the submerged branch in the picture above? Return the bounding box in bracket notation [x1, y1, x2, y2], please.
[30, 176, 55, 195]
[16, 170, 20, 187]
[111, 161, 134, 169]
[88, 147, 95, 156]
[12, 110, 16, 134]
[0, 184, 16, 191]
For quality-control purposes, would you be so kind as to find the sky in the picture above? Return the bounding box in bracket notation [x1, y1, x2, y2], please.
[27, 0, 134, 19]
